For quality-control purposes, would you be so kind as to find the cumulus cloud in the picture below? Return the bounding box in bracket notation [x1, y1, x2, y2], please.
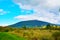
[0, 9, 10, 15]
[13, 0, 60, 24]
[15, 12, 59, 24]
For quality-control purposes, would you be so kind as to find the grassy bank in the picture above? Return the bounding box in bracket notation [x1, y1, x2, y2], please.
[0, 32, 26, 40]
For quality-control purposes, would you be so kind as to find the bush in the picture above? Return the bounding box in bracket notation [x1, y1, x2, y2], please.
[52, 32, 60, 40]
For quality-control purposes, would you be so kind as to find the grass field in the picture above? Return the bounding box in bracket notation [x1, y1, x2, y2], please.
[0, 32, 26, 40]
[10, 29, 60, 40]
[0, 26, 60, 40]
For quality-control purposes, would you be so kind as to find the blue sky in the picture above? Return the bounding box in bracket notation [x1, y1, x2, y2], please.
[0, 0, 33, 26]
[0, 0, 60, 26]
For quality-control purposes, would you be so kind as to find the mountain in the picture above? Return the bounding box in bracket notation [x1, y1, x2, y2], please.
[9, 20, 53, 27]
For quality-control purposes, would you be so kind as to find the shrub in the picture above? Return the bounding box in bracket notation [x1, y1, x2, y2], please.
[52, 32, 60, 40]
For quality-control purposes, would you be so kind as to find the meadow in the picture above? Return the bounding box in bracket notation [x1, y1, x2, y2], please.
[0, 32, 26, 40]
[0, 24, 60, 40]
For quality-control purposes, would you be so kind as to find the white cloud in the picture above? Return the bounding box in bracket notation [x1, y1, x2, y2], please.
[0, 24, 9, 26]
[13, 0, 60, 9]
[0, 9, 10, 15]
[45, 0, 60, 8]
[15, 15, 36, 21]
[13, 0, 60, 24]
[15, 12, 59, 24]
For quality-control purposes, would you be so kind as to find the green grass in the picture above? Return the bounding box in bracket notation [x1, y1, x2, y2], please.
[0, 32, 26, 40]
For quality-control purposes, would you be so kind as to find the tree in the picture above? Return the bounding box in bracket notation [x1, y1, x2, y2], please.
[46, 24, 53, 30]
[22, 25, 27, 30]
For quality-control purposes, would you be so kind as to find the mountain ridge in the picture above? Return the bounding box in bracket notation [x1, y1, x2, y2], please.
[9, 20, 55, 27]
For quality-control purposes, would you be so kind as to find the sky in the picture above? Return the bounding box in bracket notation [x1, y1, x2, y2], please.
[0, 0, 60, 26]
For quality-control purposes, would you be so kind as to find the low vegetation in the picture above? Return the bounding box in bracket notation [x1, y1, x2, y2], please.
[0, 32, 26, 40]
[0, 24, 60, 40]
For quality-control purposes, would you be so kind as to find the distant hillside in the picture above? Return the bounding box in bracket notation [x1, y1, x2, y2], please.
[9, 20, 53, 27]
